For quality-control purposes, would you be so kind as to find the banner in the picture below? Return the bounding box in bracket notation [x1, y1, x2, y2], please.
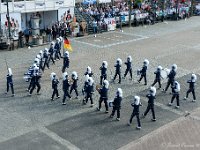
[82, 0, 97, 4]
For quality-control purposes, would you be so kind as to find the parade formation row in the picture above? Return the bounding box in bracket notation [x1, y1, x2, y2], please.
[5, 37, 197, 129]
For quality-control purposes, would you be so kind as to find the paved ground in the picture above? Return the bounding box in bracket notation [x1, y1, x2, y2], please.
[0, 17, 200, 150]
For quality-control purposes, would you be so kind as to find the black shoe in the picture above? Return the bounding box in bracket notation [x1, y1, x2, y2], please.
[151, 118, 156, 122]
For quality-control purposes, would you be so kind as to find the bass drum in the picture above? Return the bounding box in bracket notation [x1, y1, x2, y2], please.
[161, 68, 170, 79]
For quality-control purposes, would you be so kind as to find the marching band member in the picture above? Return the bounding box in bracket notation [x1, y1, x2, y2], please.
[184, 74, 197, 102]
[113, 58, 122, 84]
[163, 64, 177, 93]
[82, 75, 89, 101]
[62, 72, 71, 105]
[83, 77, 94, 107]
[5, 68, 15, 97]
[168, 81, 180, 108]
[29, 66, 41, 96]
[27, 64, 37, 92]
[99, 61, 108, 85]
[42, 48, 50, 71]
[110, 88, 123, 121]
[123, 56, 133, 80]
[49, 42, 55, 64]
[51, 73, 60, 101]
[54, 38, 61, 60]
[97, 80, 109, 113]
[84, 66, 93, 77]
[38, 50, 44, 70]
[62, 51, 70, 73]
[142, 87, 156, 121]
[138, 59, 149, 85]
[128, 96, 142, 129]
[151, 65, 162, 89]
[70, 71, 79, 99]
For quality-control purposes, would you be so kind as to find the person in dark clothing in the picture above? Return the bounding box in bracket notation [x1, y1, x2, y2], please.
[24, 28, 30, 45]
[128, 96, 142, 129]
[163, 64, 177, 93]
[99, 61, 108, 85]
[62, 72, 71, 105]
[51, 73, 60, 101]
[70, 71, 79, 99]
[82, 75, 89, 102]
[97, 80, 109, 113]
[168, 81, 180, 108]
[110, 88, 123, 121]
[152, 65, 162, 89]
[142, 86, 156, 121]
[184, 74, 197, 102]
[42, 48, 50, 71]
[54, 38, 61, 60]
[84, 66, 93, 77]
[18, 31, 24, 48]
[48, 42, 55, 64]
[29, 67, 41, 96]
[138, 59, 149, 85]
[113, 58, 122, 84]
[83, 77, 94, 107]
[26, 64, 37, 92]
[62, 51, 70, 73]
[124, 56, 133, 80]
[5, 68, 15, 96]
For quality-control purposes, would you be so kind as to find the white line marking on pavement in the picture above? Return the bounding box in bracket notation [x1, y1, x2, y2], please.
[39, 127, 80, 150]
[73, 36, 149, 48]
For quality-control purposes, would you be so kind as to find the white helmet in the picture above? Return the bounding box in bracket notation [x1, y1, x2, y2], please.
[116, 58, 122, 65]
[63, 72, 68, 80]
[191, 74, 197, 82]
[116, 88, 123, 97]
[51, 41, 55, 46]
[174, 81, 180, 92]
[102, 61, 108, 68]
[59, 36, 63, 42]
[32, 63, 37, 68]
[64, 51, 69, 57]
[8, 68, 12, 76]
[127, 56, 132, 62]
[44, 48, 48, 52]
[36, 54, 41, 59]
[172, 64, 177, 71]
[150, 86, 156, 96]
[72, 71, 78, 80]
[157, 65, 162, 71]
[34, 58, 40, 65]
[87, 66, 92, 74]
[133, 96, 140, 105]
[143, 59, 149, 66]
[56, 38, 60, 42]
[103, 80, 109, 89]
[50, 72, 56, 80]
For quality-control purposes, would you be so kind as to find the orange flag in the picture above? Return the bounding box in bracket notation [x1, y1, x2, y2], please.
[64, 38, 73, 52]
